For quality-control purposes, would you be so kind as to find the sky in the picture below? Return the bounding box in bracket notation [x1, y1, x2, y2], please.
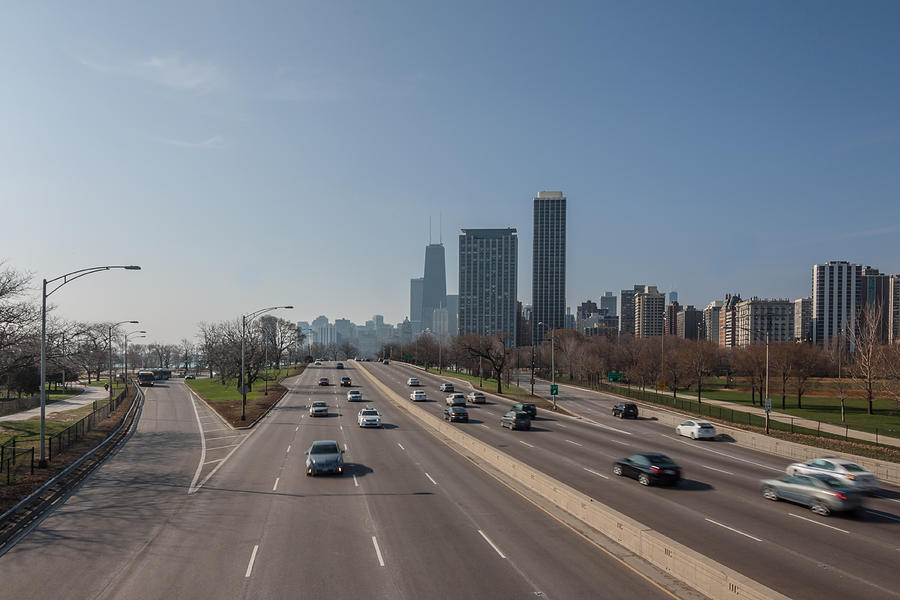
[2, 1, 899, 344]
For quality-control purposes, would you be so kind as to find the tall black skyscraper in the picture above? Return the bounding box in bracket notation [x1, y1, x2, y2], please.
[532, 191, 566, 345]
[421, 243, 447, 332]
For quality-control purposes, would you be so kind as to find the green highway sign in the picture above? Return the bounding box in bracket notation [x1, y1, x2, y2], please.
[403, 354, 412, 359]
[550, 384, 559, 396]
[607, 372, 622, 382]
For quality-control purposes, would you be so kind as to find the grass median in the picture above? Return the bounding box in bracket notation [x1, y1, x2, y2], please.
[186, 365, 305, 426]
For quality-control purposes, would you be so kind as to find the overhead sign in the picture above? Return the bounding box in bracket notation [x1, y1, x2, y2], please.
[550, 384, 559, 396]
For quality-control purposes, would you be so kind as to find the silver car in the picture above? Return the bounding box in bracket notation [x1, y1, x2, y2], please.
[786, 457, 879, 493]
[305, 440, 344, 476]
[760, 473, 863, 516]
[309, 401, 328, 417]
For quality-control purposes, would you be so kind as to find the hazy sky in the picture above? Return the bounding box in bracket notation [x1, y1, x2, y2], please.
[3, 1, 899, 344]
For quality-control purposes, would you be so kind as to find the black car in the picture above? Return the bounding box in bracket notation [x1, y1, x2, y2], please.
[613, 453, 681, 486]
[443, 406, 469, 422]
[336, 362, 344, 369]
[501, 410, 531, 430]
[612, 402, 638, 419]
[512, 402, 537, 419]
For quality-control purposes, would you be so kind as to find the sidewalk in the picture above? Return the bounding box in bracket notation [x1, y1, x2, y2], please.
[0, 386, 109, 423]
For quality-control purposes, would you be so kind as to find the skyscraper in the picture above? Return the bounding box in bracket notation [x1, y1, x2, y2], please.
[532, 191, 566, 345]
[634, 285, 665, 338]
[458, 228, 518, 347]
[600, 291, 617, 316]
[410, 277, 424, 334]
[618, 285, 643, 336]
[812, 261, 862, 347]
[421, 243, 447, 332]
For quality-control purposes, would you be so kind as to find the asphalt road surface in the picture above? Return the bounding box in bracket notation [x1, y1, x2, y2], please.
[0, 367, 678, 600]
[369, 362, 900, 600]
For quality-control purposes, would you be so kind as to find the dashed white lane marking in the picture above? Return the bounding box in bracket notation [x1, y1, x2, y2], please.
[295, 426, 299, 432]
[584, 467, 610, 479]
[425, 472, 438, 485]
[557, 423, 568, 428]
[206, 443, 242, 451]
[245, 545, 259, 577]
[343, 443, 348, 451]
[612, 439, 630, 446]
[705, 518, 763, 542]
[479, 424, 490, 429]
[478, 530, 507, 559]
[702, 464, 734, 475]
[867, 509, 900, 523]
[788, 513, 849, 533]
[203, 458, 226, 465]
[353, 475, 359, 487]
[286, 445, 291, 453]
[397, 443, 405, 451]
[372, 536, 385, 566]
[565, 439, 583, 447]
[660, 434, 781, 472]
[519, 440, 535, 448]
[273, 478, 279, 491]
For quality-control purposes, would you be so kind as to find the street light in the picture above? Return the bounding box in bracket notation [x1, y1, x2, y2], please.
[242, 305, 293, 421]
[123, 329, 147, 388]
[109, 320, 139, 408]
[39, 264, 140, 467]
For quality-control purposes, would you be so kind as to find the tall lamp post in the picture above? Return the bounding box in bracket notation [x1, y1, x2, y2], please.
[242, 305, 292, 421]
[109, 321, 139, 408]
[123, 330, 147, 389]
[39, 265, 140, 467]
[539, 322, 557, 410]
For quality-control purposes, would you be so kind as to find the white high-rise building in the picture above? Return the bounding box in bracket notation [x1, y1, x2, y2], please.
[812, 261, 862, 347]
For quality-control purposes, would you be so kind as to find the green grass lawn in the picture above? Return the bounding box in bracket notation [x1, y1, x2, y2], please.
[186, 365, 302, 404]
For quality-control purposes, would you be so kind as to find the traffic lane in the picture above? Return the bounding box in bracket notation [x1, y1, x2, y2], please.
[0, 381, 204, 598]
[364, 364, 900, 600]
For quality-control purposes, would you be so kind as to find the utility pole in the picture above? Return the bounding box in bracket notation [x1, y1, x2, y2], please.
[530, 344, 535, 396]
[551, 328, 556, 411]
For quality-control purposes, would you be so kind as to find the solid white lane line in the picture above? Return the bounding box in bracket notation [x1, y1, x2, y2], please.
[425, 472, 438, 485]
[584, 467, 610, 479]
[704, 518, 763, 542]
[205, 443, 242, 451]
[273, 478, 279, 491]
[353, 475, 359, 487]
[205, 434, 245, 441]
[557, 423, 568, 428]
[372, 536, 385, 566]
[203, 458, 226, 465]
[565, 439, 583, 447]
[867, 509, 900, 523]
[397, 443, 405, 451]
[286, 445, 291, 453]
[612, 439, 630, 446]
[788, 513, 850, 533]
[203, 427, 229, 433]
[245, 545, 259, 578]
[519, 440, 535, 448]
[702, 464, 734, 475]
[478, 530, 507, 559]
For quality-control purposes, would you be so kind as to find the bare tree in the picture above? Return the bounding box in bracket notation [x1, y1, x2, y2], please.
[681, 339, 719, 403]
[793, 343, 824, 409]
[850, 303, 884, 415]
[770, 342, 795, 410]
[179, 338, 195, 371]
[454, 334, 510, 394]
[734, 345, 766, 406]
[553, 329, 583, 380]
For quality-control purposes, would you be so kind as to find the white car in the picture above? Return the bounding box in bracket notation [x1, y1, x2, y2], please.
[445, 393, 466, 406]
[787, 457, 879, 493]
[346, 390, 362, 402]
[409, 390, 427, 402]
[467, 391, 486, 404]
[407, 377, 420, 386]
[358, 407, 383, 428]
[675, 420, 717, 440]
[439, 383, 454, 392]
[309, 401, 328, 417]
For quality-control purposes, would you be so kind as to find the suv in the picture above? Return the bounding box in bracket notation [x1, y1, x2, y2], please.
[512, 402, 537, 419]
[501, 410, 531, 431]
[612, 402, 638, 419]
[439, 383, 454, 393]
[339, 376, 352, 387]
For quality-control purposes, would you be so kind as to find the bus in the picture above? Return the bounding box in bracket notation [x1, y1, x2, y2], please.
[137, 371, 155, 387]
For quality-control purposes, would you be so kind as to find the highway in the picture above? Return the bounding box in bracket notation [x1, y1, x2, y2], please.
[366, 361, 900, 600]
[0, 366, 679, 599]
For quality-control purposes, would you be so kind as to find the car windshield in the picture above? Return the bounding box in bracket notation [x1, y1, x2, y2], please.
[361, 410, 378, 416]
[310, 443, 339, 454]
[451, 407, 466, 412]
[699, 424, 714, 429]
[813, 474, 848, 488]
[312, 402, 326, 407]
[841, 462, 866, 472]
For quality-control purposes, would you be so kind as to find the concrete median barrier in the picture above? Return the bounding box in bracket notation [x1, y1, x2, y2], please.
[356, 362, 789, 600]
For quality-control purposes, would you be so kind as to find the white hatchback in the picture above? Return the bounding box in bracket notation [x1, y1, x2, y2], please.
[409, 390, 427, 402]
[675, 420, 717, 440]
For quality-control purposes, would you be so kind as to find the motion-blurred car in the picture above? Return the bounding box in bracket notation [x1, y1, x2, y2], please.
[467, 391, 486, 404]
[339, 376, 352, 387]
[314, 359, 322, 366]
[335, 362, 344, 369]
[612, 402, 638, 419]
[501, 410, 531, 431]
[675, 420, 717, 440]
[445, 393, 466, 406]
[760, 473, 863, 515]
[309, 401, 328, 417]
[786, 458, 879, 493]
[407, 377, 419, 386]
[613, 453, 681, 487]
[346, 390, 362, 402]
[184, 373, 195, 380]
[409, 390, 427, 402]
[382, 359, 389, 365]
[357, 407, 383, 428]
[512, 402, 537, 419]
[317, 377, 329, 386]
[305, 440, 344, 476]
[443, 406, 469, 422]
[439, 382, 455, 393]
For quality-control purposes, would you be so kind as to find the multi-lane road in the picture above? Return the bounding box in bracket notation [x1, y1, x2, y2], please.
[364, 361, 900, 600]
[0, 364, 682, 599]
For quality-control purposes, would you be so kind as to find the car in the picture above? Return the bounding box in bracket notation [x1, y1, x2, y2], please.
[675, 420, 717, 440]
[382, 359, 390, 365]
[613, 453, 681, 486]
[439, 382, 455, 393]
[309, 401, 328, 417]
[358, 407, 383, 428]
[305, 440, 344, 476]
[317, 377, 329, 386]
[339, 376, 352, 387]
[444, 406, 469, 422]
[512, 402, 537, 419]
[184, 373, 195, 380]
[346, 390, 362, 402]
[407, 377, 419, 386]
[445, 393, 466, 406]
[501, 410, 531, 430]
[760, 473, 863, 516]
[335, 362, 344, 369]
[786, 457, 879, 493]
[409, 390, 427, 402]
[466, 391, 486, 404]
[314, 359, 322, 366]
[612, 402, 638, 419]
